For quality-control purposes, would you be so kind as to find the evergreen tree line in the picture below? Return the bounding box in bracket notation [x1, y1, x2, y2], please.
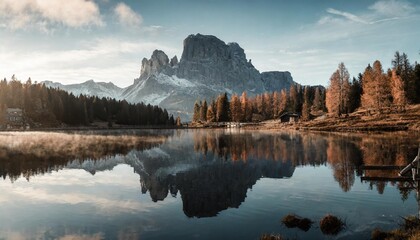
[326, 51, 420, 116]
[192, 84, 326, 123]
[0, 76, 175, 126]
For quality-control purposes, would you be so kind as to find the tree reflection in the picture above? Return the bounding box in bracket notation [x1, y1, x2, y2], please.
[326, 136, 362, 192]
[360, 136, 416, 194]
[0, 130, 418, 217]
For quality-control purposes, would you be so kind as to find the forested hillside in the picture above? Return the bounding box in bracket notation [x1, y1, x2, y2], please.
[0, 76, 175, 128]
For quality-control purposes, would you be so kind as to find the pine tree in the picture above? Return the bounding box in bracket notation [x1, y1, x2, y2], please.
[176, 116, 182, 126]
[348, 77, 362, 113]
[272, 91, 281, 118]
[390, 69, 407, 107]
[362, 61, 391, 112]
[301, 87, 311, 121]
[312, 87, 322, 112]
[326, 71, 341, 116]
[263, 92, 273, 119]
[207, 100, 216, 122]
[256, 94, 264, 116]
[414, 63, 420, 103]
[240, 92, 250, 122]
[216, 93, 229, 122]
[392, 51, 403, 75]
[373, 60, 391, 110]
[338, 63, 351, 114]
[279, 89, 288, 115]
[200, 100, 208, 122]
[401, 53, 415, 102]
[230, 94, 241, 122]
[169, 115, 175, 125]
[326, 63, 351, 116]
[289, 84, 299, 113]
[361, 64, 374, 109]
[193, 101, 201, 122]
[392, 52, 415, 103]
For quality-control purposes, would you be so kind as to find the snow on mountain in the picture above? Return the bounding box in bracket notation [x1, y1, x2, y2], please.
[155, 73, 196, 88]
[43, 80, 124, 99]
[43, 34, 296, 120]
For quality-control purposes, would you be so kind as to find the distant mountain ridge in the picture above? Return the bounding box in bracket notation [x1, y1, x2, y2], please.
[43, 80, 123, 99]
[44, 33, 296, 119]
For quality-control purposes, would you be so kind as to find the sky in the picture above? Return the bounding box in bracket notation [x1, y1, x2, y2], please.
[0, 0, 419, 87]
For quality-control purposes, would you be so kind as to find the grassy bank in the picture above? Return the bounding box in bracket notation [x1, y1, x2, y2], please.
[242, 104, 420, 132]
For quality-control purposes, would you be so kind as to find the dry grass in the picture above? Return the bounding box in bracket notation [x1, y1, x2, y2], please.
[371, 216, 420, 240]
[300, 104, 420, 132]
[0, 131, 166, 160]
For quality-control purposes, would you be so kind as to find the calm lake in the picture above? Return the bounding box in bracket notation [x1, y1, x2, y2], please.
[0, 129, 419, 240]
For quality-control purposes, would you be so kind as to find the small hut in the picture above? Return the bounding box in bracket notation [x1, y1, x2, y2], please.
[279, 112, 299, 123]
[4, 108, 25, 128]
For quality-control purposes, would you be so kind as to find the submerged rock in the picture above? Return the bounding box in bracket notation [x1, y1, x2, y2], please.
[281, 214, 313, 232]
[319, 214, 345, 235]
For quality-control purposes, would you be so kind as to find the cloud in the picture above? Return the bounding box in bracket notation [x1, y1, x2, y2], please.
[369, 0, 416, 17]
[0, 37, 178, 87]
[0, 0, 103, 30]
[114, 2, 142, 27]
[322, 0, 418, 26]
[253, 0, 420, 85]
[326, 8, 368, 24]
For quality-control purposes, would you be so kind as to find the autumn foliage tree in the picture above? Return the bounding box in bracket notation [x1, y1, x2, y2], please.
[200, 100, 208, 122]
[301, 86, 311, 121]
[230, 94, 241, 122]
[193, 101, 201, 122]
[390, 69, 407, 107]
[326, 63, 351, 116]
[206, 100, 216, 122]
[240, 92, 252, 122]
[361, 60, 391, 112]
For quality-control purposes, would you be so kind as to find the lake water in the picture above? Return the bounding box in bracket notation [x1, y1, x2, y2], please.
[0, 129, 419, 240]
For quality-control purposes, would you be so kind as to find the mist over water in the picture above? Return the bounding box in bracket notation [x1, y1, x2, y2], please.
[0, 129, 418, 239]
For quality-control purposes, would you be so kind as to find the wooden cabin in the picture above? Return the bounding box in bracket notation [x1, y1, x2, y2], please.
[279, 112, 299, 123]
[3, 108, 25, 129]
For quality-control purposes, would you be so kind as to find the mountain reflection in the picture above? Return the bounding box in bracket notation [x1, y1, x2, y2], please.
[0, 131, 168, 182]
[0, 130, 418, 218]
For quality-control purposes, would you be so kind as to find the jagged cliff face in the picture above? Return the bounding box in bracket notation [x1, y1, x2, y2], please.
[45, 34, 296, 120]
[177, 35, 263, 93]
[122, 34, 295, 119]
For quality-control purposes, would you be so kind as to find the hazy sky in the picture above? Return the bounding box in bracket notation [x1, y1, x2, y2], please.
[1, 0, 419, 87]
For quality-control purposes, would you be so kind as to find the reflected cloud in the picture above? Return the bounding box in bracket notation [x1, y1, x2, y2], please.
[1, 170, 162, 215]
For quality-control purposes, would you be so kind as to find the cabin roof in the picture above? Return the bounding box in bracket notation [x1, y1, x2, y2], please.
[6, 108, 22, 113]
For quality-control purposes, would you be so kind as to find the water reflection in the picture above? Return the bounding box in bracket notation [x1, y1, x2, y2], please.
[0, 130, 419, 219]
[0, 130, 169, 182]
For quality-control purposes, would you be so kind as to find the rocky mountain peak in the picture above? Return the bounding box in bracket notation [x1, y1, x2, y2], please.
[140, 50, 170, 79]
[180, 33, 229, 61]
[227, 42, 246, 60]
[47, 34, 297, 120]
[170, 56, 178, 67]
[176, 33, 262, 93]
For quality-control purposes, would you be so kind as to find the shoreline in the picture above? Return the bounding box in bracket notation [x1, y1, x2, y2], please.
[1, 104, 419, 134]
